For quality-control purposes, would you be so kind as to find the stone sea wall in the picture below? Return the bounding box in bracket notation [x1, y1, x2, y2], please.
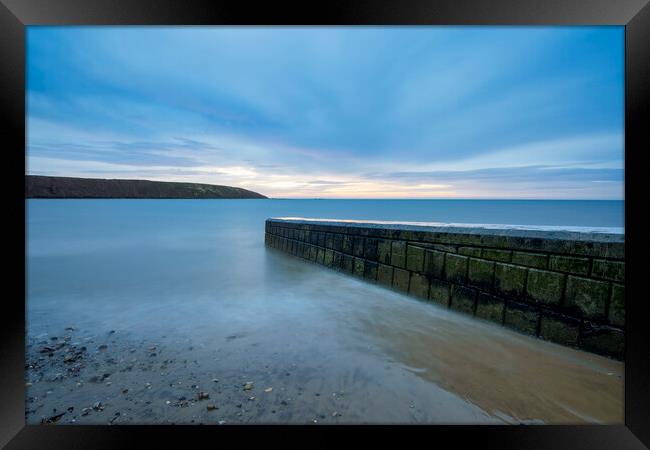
[265, 218, 625, 360]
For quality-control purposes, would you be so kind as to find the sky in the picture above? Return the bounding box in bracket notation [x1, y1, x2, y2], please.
[26, 26, 624, 199]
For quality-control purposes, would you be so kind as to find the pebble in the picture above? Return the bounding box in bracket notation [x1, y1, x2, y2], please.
[198, 392, 209, 400]
[243, 382, 254, 391]
[206, 404, 217, 411]
[264, 387, 273, 393]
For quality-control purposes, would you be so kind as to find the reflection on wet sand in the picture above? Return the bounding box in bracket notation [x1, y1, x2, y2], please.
[331, 275, 623, 424]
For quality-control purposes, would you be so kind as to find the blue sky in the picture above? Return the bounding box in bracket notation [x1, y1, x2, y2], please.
[26, 26, 624, 199]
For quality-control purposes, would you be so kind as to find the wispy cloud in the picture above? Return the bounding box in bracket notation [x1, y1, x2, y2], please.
[26, 26, 624, 198]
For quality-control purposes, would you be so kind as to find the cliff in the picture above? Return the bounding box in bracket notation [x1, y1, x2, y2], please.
[26, 175, 267, 199]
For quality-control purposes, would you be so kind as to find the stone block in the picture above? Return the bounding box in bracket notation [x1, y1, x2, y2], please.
[444, 254, 468, 284]
[564, 276, 609, 320]
[458, 247, 482, 257]
[592, 260, 625, 282]
[309, 245, 318, 262]
[391, 241, 407, 268]
[429, 279, 451, 306]
[409, 273, 429, 299]
[512, 252, 548, 269]
[325, 233, 334, 249]
[364, 261, 378, 282]
[579, 324, 624, 359]
[467, 258, 495, 291]
[433, 244, 457, 253]
[481, 249, 512, 262]
[353, 257, 365, 277]
[377, 240, 392, 265]
[364, 238, 379, 261]
[317, 232, 326, 248]
[333, 234, 343, 252]
[526, 269, 565, 305]
[504, 302, 539, 336]
[332, 251, 343, 270]
[608, 284, 624, 327]
[406, 245, 425, 273]
[475, 293, 505, 324]
[317, 247, 325, 265]
[377, 264, 393, 287]
[450, 285, 477, 315]
[353, 237, 365, 257]
[396, 230, 417, 241]
[342, 235, 353, 254]
[392, 267, 410, 292]
[323, 249, 334, 267]
[539, 312, 580, 347]
[342, 254, 354, 273]
[494, 263, 526, 298]
[423, 249, 445, 279]
[549, 255, 590, 275]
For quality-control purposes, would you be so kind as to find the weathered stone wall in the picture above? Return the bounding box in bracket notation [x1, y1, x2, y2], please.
[265, 218, 625, 359]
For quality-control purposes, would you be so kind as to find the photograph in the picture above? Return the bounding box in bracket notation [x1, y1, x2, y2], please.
[24, 25, 626, 426]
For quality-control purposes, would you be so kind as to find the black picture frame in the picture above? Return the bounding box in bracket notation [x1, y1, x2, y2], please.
[1, 0, 648, 448]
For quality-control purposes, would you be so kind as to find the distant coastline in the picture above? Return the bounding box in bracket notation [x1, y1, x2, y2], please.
[25, 175, 268, 199]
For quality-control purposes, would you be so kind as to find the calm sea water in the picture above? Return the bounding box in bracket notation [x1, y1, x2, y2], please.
[25, 199, 624, 424]
[26, 198, 624, 333]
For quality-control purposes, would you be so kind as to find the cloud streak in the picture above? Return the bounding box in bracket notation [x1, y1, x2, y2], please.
[26, 27, 624, 198]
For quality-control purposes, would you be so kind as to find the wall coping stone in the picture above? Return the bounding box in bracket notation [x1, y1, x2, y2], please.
[269, 218, 623, 239]
[268, 218, 624, 259]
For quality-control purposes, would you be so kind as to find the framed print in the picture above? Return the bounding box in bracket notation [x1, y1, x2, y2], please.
[1, 0, 649, 448]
